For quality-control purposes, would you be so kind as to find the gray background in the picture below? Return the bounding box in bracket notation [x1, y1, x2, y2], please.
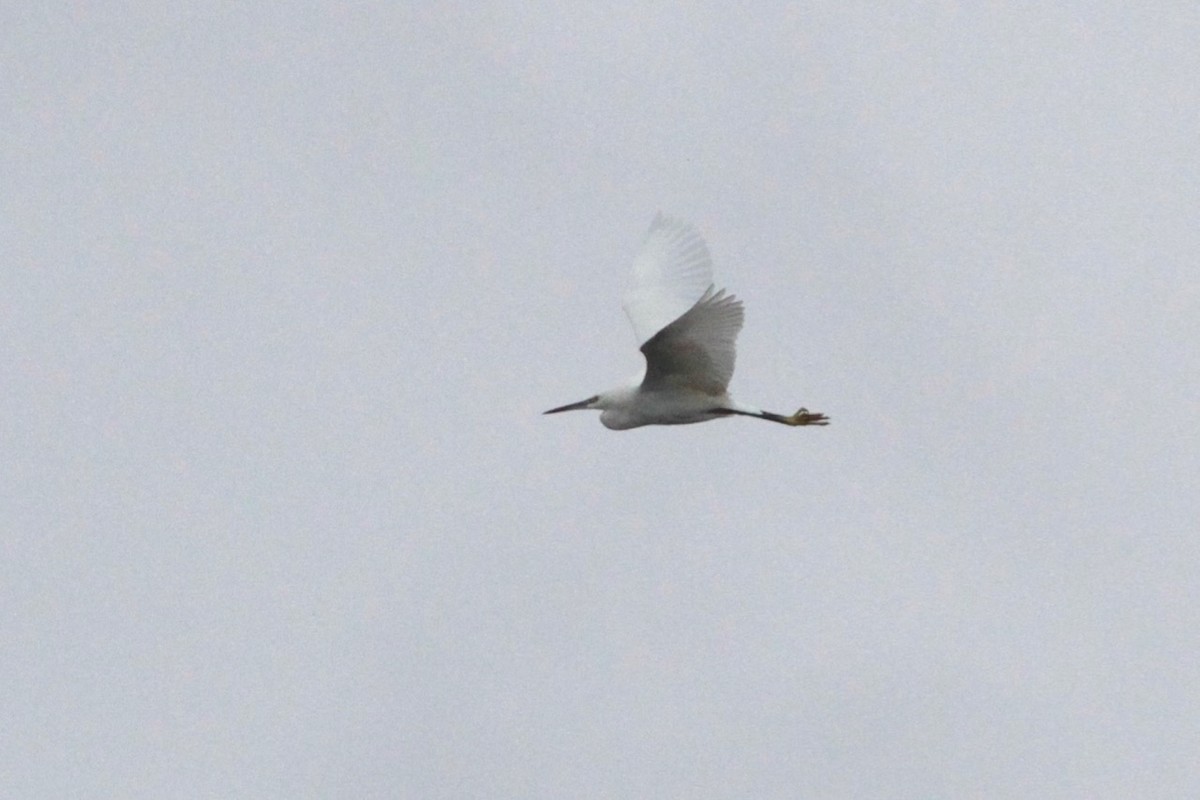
[5, 3, 1199, 798]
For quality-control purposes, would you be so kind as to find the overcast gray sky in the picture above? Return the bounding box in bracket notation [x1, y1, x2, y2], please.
[4, 3, 1199, 798]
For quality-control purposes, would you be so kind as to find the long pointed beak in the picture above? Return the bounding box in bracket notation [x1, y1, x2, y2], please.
[543, 396, 597, 414]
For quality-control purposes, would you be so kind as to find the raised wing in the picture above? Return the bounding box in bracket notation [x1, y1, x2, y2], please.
[639, 286, 744, 395]
[622, 213, 714, 345]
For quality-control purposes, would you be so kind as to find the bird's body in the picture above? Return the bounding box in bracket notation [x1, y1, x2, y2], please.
[545, 214, 828, 431]
[593, 385, 734, 430]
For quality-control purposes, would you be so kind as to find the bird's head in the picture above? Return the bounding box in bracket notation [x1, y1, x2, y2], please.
[544, 386, 641, 428]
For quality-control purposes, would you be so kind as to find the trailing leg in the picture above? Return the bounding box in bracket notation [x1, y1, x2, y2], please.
[715, 406, 829, 426]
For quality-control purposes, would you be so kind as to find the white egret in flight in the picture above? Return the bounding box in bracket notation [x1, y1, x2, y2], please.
[546, 213, 829, 430]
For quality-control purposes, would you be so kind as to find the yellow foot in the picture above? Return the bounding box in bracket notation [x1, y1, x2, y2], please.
[786, 407, 829, 426]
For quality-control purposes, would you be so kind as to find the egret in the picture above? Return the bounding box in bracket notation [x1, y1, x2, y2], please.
[545, 213, 830, 430]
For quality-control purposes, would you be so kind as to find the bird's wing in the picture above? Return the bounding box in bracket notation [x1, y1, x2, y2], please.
[639, 286, 744, 395]
[622, 213, 714, 345]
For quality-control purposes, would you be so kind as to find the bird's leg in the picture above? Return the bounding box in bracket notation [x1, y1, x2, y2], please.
[716, 406, 830, 426]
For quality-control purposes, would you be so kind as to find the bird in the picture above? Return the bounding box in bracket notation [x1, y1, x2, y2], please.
[545, 213, 829, 430]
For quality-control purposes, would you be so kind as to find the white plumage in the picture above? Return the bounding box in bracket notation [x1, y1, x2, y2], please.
[546, 213, 828, 431]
